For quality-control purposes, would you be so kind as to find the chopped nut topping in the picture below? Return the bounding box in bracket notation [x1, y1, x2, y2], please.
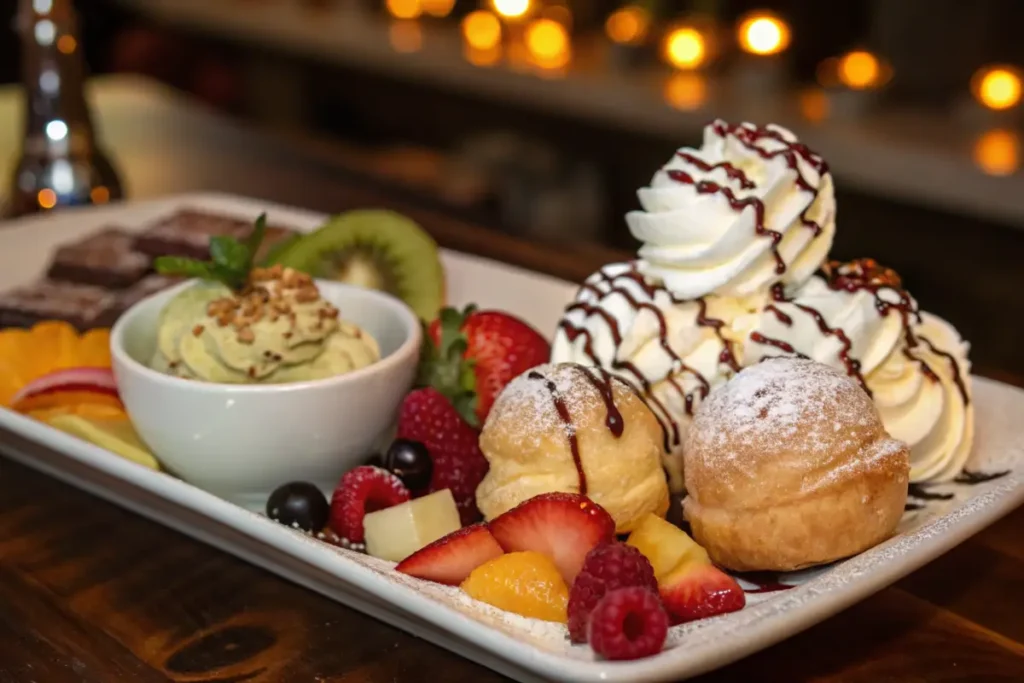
[283, 331, 293, 340]
[237, 326, 255, 344]
[247, 366, 257, 379]
[192, 325, 204, 337]
[295, 286, 319, 303]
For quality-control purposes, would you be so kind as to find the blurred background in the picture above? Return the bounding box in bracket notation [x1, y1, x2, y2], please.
[2, 1, 1024, 376]
[5, 0, 1024, 242]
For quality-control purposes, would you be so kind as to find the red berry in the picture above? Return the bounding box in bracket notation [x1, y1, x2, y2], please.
[587, 587, 668, 661]
[329, 466, 410, 543]
[567, 542, 658, 643]
[397, 387, 488, 525]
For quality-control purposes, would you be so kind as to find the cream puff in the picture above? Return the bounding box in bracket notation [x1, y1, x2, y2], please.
[683, 357, 909, 572]
[476, 362, 670, 533]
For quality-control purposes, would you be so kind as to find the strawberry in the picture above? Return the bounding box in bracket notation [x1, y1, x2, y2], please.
[658, 562, 746, 625]
[396, 523, 505, 585]
[488, 493, 616, 584]
[424, 306, 550, 425]
[396, 387, 488, 525]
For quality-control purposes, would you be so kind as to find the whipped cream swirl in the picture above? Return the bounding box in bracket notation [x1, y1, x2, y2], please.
[550, 263, 759, 490]
[738, 261, 973, 482]
[627, 120, 836, 300]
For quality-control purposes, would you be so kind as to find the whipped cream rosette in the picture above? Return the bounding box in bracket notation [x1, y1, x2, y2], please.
[552, 119, 976, 486]
[550, 262, 760, 490]
[626, 120, 835, 300]
[737, 260, 973, 482]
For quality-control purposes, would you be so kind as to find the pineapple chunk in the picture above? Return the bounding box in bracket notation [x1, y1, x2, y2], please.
[364, 489, 461, 562]
[626, 513, 710, 579]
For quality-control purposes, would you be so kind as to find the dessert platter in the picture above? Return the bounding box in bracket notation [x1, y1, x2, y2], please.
[0, 121, 1022, 682]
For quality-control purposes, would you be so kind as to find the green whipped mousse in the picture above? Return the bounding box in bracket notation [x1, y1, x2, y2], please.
[150, 266, 380, 384]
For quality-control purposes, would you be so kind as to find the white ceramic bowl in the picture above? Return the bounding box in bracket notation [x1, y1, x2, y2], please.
[110, 279, 421, 511]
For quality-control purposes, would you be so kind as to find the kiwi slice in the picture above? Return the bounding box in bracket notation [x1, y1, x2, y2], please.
[270, 210, 445, 321]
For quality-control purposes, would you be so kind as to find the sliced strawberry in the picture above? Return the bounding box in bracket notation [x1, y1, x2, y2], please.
[424, 305, 550, 425]
[395, 523, 504, 585]
[396, 387, 488, 525]
[488, 493, 616, 584]
[10, 367, 118, 406]
[658, 562, 746, 624]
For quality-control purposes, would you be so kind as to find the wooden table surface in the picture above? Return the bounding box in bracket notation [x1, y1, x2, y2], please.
[0, 76, 1021, 683]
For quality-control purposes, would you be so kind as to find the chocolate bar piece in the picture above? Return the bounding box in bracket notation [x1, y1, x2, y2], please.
[0, 279, 120, 330]
[133, 209, 298, 261]
[47, 227, 152, 289]
[113, 274, 182, 314]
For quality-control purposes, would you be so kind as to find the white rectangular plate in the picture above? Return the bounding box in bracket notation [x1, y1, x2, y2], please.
[0, 194, 1022, 682]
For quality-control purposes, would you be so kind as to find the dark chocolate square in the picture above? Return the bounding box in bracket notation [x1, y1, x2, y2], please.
[133, 209, 298, 262]
[47, 227, 152, 289]
[0, 279, 120, 331]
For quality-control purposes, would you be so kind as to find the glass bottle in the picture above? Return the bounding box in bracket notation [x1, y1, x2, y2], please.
[5, 0, 123, 218]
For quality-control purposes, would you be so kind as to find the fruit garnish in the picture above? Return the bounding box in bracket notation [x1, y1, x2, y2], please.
[383, 438, 433, 492]
[0, 323, 112, 407]
[10, 366, 118, 406]
[45, 412, 160, 470]
[422, 305, 551, 425]
[396, 386, 488, 524]
[626, 513, 745, 624]
[658, 561, 746, 624]
[266, 482, 330, 533]
[396, 523, 504, 585]
[460, 551, 569, 623]
[567, 542, 658, 644]
[626, 514, 710, 579]
[363, 489, 462, 562]
[487, 492, 616, 584]
[155, 213, 268, 291]
[330, 465, 411, 544]
[587, 587, 669, 661]
[268, 210, 445, 322]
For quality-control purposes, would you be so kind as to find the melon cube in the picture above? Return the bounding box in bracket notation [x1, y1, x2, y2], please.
[364, 489, 462, 562]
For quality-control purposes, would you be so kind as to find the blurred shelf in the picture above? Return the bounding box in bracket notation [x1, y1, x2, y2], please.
[117, 0, 1024, 228]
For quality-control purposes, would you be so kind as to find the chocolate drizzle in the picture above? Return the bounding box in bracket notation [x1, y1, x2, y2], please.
[527, 369, 587, 495]
[578, 365, 625, 437]
[917, 336, 971, 405]
[667, 122, 829, 278]
[560, 263, 745, 453]
[954, 469, 1010, 485]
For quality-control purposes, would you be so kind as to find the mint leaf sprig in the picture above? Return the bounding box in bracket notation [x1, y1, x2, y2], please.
[155, 213, 267, 291]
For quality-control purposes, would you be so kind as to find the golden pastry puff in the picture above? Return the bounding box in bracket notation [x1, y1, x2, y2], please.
[476, 363, 670, 533]
[683, 357, 910, 572]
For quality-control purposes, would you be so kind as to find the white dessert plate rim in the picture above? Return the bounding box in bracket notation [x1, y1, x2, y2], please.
[0, 192, 1019, 683]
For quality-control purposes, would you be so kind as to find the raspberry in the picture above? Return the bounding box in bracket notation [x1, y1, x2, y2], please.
[567, 542, 657, 643]
[587, 587, 668, 661]
[330, 466, 410, 543]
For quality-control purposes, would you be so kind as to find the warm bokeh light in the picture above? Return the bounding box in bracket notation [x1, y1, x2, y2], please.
[737, 11, 790, 56]
[421, 0, 455, 18]
[385, 0, 422, 20]
[56, 34, 76, 54]
[462, 10, 502, 51]
[605, 5, 650, 46]
[837, 50, 882, 90]
[491, 0, 530, 20]
[798, 88, 830, 123]
[541, 3, 573, 30]
[973, 129, 1020, 176]
[663, 26, 707, 70]
[90, 186, 110, 205]
[525, 18, 569, 68]
[465, 44, 502, 67]
[389, 20, 423, 53]
[972, 66, 1023, 111]
[663, 72, 707, 111]
[37, 189, 57, 210]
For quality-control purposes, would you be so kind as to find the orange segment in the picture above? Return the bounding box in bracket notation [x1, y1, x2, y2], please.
[77, 328, 112, 368]
[460, 551, 569, 623]
[26, 321, 80, 375]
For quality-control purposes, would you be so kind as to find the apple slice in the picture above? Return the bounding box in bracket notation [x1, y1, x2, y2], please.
[10, 367, 119, 405]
